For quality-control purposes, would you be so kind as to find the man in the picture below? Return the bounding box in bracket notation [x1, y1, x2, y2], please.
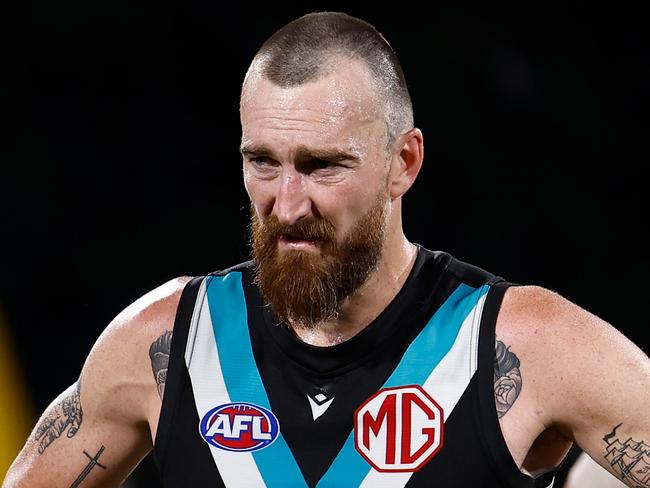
[4, 11, 649, 488]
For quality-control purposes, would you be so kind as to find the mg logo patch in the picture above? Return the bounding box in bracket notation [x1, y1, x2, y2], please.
[199, 402, 280, 452]
[354, 385, 444, 472]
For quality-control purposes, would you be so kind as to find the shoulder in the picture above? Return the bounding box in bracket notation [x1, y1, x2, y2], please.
[496, 285, 617, 356]
[79, 276, 194, 423]
[111, 276, 193, 337]
[495, 285, 647, 424]
[116, 276, 193, 327]
[86, 276, 193, 366]
[495, 285, 610, 383]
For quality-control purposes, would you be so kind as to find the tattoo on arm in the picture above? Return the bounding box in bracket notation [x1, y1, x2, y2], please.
[34, 379, 83, 454]
[149, 330, 172, 399]
[603, 423, 650, 487]
[69, 445, 107, 488]
[493, 339, 522, 418]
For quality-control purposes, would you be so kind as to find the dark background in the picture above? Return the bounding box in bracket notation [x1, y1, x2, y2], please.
[4, 2, 648, 485]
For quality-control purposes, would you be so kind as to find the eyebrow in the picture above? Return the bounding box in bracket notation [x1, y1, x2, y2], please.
[240, 144, 360, 163]
[240, 144, 273, 157]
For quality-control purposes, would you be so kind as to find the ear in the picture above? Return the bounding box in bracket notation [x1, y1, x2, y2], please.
[388, 128, 424, 199]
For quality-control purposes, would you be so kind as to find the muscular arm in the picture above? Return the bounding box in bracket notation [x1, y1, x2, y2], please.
[149, 330, 173, 400]
[3, 277, 190, 488]
[496, 286, 650, 487]
[34, 380, 84, 455]
[493, 338, 523, 419]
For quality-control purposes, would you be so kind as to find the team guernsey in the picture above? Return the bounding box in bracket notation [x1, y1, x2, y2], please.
[153, 247, 557, 487]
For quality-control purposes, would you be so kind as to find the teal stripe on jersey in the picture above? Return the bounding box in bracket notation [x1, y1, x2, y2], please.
[206, 273, 308, 488]
[385, 283, 488, 388]
[317, 283, 489, 488]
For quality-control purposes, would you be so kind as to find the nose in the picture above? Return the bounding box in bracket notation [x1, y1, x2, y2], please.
[273, 169, 311, 225]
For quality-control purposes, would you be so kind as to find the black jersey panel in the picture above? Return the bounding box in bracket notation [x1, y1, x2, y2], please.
[153, 276, 227, 487]
[154, 276, 203, 469]
[158, 364, 227, 487]
[242, 249, 470, 486]
[153, 248, 553, 487]
[474, 281, 545, 487]
[241, 248, 508, 486]
[406, 375, 511, 487]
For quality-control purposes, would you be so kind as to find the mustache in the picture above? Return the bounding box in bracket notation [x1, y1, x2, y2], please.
[256, 214, 336, 241]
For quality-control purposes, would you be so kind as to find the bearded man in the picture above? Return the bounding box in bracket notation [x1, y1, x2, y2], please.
[5, 11, 649, 488]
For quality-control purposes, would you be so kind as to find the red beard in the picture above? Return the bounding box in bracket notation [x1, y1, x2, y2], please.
[250, 193, 387, 328]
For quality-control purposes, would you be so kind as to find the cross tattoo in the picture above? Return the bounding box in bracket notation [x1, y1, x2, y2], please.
[69, 445, 107, 488]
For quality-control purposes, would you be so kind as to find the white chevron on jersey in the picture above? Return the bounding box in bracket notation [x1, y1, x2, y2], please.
[358, 288, 489, 488]
[184, 278, 267, 488]
[307, 394, 335, 420]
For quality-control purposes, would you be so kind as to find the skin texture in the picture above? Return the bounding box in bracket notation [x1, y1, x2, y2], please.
[240, 56, 423, 345]
[495, 285, 650, 483]
[4, 54, 649, 488]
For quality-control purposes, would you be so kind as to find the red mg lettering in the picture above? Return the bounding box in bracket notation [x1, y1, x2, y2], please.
[355, 385, 444, 472]
[400, 392, 436, 464]
[362, 392, 396, 464]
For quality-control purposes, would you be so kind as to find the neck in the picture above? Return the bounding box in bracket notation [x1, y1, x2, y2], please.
[290, 232, 417, 346]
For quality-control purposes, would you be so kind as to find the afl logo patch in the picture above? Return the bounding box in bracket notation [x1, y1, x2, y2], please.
[199, 402, 280, 452]
[354, 385, 444, 472]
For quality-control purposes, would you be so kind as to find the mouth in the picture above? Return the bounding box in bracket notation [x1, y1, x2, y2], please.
[279, 234, 322, 251]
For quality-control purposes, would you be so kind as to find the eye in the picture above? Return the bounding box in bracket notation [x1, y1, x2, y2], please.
[299, 158, 339, 174]
[249, 156, 277, 168]
[313, 159, 334, 170]
[251, 157, 268, 165]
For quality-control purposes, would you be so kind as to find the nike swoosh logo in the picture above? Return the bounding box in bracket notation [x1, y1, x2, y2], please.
[307, 395, 335, 420]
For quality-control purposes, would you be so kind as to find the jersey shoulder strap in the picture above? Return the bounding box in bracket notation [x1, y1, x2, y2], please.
[154, 275, 205, 471]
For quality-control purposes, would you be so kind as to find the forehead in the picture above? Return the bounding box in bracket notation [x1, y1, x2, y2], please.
[240, 58, 385, 151]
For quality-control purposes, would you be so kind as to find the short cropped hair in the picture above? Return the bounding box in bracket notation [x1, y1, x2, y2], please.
[245, 12, 414, 145]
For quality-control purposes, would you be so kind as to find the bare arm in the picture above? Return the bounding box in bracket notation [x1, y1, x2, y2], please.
[497, 286, 650, 487]
[2, 276, 190, 488]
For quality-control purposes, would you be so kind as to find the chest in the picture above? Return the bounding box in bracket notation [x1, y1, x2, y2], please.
[155, 272, 551, 487]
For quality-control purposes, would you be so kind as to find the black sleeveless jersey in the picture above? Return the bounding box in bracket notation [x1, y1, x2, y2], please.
[153, 247, 556, 487]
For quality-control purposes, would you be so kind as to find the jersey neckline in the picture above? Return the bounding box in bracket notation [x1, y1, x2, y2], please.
[257, 245, 450, 375]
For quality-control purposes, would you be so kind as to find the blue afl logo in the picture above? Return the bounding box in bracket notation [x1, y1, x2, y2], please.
[199, 402, 280, 452]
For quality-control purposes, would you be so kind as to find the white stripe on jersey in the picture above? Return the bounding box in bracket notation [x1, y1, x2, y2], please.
[185, 278, 267, 488]
[358, 288, 488, 488]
